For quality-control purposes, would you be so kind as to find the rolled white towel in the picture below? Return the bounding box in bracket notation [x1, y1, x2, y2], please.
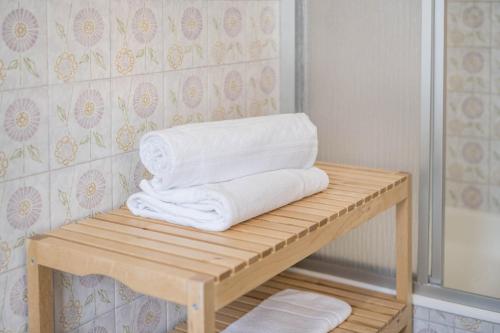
[222, 289, 352, 333]
[127, 167, 329, 231]
[139, 113, 318, 190]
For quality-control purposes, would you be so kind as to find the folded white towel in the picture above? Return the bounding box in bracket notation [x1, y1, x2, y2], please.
[222, 289, 352, 333]
[126, 167, 329, 231]
[139, 113, 318, 190]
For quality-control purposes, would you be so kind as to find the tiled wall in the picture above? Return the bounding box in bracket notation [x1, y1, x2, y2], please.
[0, 0, 280, 332]
[446, 0, 500, 212]
[414, 306, 500, 333]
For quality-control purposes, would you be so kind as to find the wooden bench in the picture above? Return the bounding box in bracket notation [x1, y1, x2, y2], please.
[26, 162, 412, 333]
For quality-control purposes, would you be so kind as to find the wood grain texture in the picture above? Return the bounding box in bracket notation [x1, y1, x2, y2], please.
[172, 271, 410, 333]
[26, 163, 411, 332]
[305, 0, 421, 273]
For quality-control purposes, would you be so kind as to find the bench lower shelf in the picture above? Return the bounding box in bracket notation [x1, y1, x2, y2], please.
[170, 270, 411, 333]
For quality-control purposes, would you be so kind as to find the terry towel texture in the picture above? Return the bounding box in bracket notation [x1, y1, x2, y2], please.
[139, 113, 318, 189]
[222, 289, 352, 333]
[127, 167, 329, 231]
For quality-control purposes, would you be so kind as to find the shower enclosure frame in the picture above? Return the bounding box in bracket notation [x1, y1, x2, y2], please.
[417, 0, 500, 312]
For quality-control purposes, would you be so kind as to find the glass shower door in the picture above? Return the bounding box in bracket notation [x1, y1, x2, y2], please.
[444, 0, 500, 298]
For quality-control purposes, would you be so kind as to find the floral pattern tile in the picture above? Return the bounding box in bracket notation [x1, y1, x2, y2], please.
[111, 73, 163, 154]
[0, 172, 50, 273]
[164, 0, 207, 70]
[111, 152, 151, 209]
[54, 272, 115, 333]
[0, 0, 48, 91]
[446, 180, 489, 210]
[0, 0, 282, 331]
[447, 93, 490, 138]
[446, 137, 489, 184]
[446, 2, 500, 213]
[114, 281, 140, 308]
[208, 63, 246, 120]
[115, 296, 168, 333]
[447, 2, 491, 48]
[492, 3, 500, 48]
[49, 80, 111, 169]
[447, 48, 490, 93]
[164, 67, 209, 126]
[47, 0, 110, 84]
[492, 96, 500, 141]
[208, 1, 247, 65]
[247, 1, 279, 61]
[70, 310, 115, 333]
[50, 158, 112, 229]
[246, 59, 279, 116]
[0, 86, 49, 181]
[111, 0, 163, 77]
[0, 266, 29, 333]
[166, 302, 186, 332]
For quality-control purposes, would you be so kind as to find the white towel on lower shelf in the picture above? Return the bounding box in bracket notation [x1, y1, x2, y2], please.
[222, 289, 352, 333]
[126, 167, 329, 231]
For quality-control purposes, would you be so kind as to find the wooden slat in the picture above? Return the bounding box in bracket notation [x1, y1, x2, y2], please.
[80, 218, 259, 264]
[28, 162, 410, 333]
[256, 213, 320, 231]
[50, 228, 231, 281]
[171, 272, 407, 333]
[245, 219, 309, 238]
[60, 222, 246, 272]
[109, 210, 287, 250]
[94, 212, 275, 256]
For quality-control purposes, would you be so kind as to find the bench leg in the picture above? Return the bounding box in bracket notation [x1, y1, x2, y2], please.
[187, 276, 215, 333]
[396, 176, 412, 333]
[27, 240, 54, 333]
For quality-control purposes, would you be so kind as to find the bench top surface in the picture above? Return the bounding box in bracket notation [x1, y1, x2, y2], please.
[31, 162, 408, 305]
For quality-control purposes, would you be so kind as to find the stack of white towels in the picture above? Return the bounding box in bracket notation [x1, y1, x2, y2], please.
[128, 113, 353, 333]
[127, 113, 330, 232]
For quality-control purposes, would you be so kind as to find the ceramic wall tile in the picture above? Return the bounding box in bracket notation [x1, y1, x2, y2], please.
[111, 73, 163, 155]
[164, 67, 209, 126]
[111, 152, 151, 209]
[0, 266, 28, 333]
[447, 48, 490, 93]
[414, 305, 430, 321]
[208, 63, 247, 120]
[247, 1, 279, 61]
[50, 158, 113, 229]
[490, 141, 500, 186]
[71, 310, 115, 333]
[47, 0, 110, 84]
[455, 316, 494, 333]
[446, 180, 489, 210]
[115, 296, 168, 333]
[492, 3, 500, 48]
[0, 86, 49, 181]
[111, 0, 163, 77]
[0, 0, 48, 91]
[446, 93, 489, 138]
[164, 0, 208, 70]
[246, 59, 279, 116]
[0, 172, 50, 273]
[54, 272, 115, 333]
[446, 137, 489, 184]
[489, 185, 500, 212]
[208, 1, 247, 65]
[114, 281, 140, 308]
[447, 2, 491, 48]
[166, 302, 186, 332]
[0, 0, 282, 330]
[49, 80, 111, 169]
